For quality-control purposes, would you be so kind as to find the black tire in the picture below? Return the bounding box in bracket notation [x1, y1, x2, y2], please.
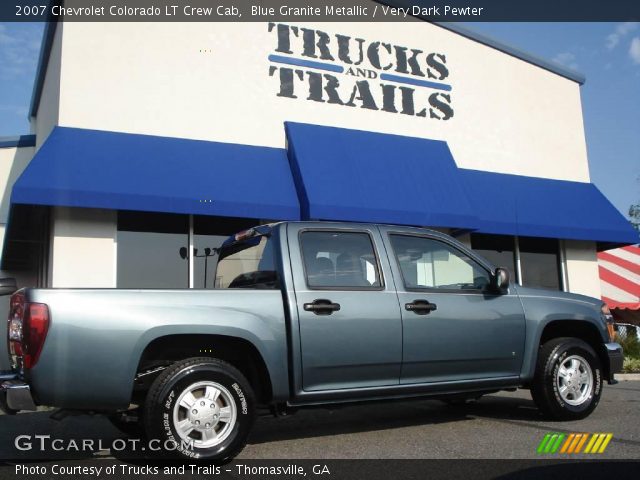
[143, 357, 255, 462]
[531, 337, 603, 420]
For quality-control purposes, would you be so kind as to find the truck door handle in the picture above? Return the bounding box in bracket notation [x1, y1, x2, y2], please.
[405, 300, 437, 315]
[303, 299, 341, 315]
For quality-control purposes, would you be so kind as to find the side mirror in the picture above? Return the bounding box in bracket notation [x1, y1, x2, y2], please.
[492, 268, 510, 291]
[0, 278, 17, 296]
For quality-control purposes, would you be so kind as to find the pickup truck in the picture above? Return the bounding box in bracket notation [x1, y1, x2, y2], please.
[1, 221, 623, 461]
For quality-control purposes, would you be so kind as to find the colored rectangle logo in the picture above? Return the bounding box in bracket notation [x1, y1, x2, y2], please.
[537, 433, 613, 454]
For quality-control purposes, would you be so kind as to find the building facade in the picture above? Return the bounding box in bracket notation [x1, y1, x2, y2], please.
[0, 14, 637, 296]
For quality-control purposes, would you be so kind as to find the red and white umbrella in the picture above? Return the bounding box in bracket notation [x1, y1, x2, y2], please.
[598, 245, 640, 323]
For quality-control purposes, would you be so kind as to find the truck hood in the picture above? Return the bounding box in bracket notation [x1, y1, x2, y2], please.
[515, 285, 603, 310]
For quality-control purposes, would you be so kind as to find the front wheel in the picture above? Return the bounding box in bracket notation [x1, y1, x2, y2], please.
[143, 357, 255, 462]
[531, 337, 602, 420]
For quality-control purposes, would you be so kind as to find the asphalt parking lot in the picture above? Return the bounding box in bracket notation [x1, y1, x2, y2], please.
[1, 381, 639, 462]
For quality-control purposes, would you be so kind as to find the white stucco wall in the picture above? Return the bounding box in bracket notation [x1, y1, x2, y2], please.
[564, 240, 602, 298]
[0, 146, 38, 287]
[0, 146, 33, 223]
[0, 224, 38, 288]
[49, 207, 116, 288]
[54, 18, 590, 182]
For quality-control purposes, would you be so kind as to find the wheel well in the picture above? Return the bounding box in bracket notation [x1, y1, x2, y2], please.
[136, 334, 273, 405]
[539, 320, 608, 375]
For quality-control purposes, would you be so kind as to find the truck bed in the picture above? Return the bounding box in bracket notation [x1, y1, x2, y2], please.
[24, 288, 288, 409]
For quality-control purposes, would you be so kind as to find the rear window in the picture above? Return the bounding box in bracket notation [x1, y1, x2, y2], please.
[215, 236, 278, 289]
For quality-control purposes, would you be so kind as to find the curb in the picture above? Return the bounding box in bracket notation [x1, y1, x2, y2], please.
[615, 374, 640, 381]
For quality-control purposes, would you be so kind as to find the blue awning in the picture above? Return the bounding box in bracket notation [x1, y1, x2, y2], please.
[11, 127, 300, 220]
[11, 125, 636, 249]
[460, 169, 638, 247]
[285, 122, 477, 229]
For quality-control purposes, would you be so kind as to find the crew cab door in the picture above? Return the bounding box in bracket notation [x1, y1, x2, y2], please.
[380, 228, 526, 384]
[287, 224, 402, 391]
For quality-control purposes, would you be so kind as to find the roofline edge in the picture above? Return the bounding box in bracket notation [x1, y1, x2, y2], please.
[0, 135, 37, 149]
[433, 21, 586, 85]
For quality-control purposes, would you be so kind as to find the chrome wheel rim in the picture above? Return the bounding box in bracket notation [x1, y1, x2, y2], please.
[172, 381, 237, 448]
[556, 355, 593, 406]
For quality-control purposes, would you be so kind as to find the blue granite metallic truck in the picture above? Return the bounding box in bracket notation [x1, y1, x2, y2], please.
[1, 222, 623, 461]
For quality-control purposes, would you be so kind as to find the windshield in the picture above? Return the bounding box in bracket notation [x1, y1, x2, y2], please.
[215, 236, 278, 289]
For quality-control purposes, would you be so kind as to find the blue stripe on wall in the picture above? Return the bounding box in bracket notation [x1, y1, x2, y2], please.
[379, 73, 452, 91]
[268, 54, 344, 73]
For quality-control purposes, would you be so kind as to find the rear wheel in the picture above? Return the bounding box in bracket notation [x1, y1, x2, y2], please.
[143, 357, 255, 462]
[531, 337, 602, 420]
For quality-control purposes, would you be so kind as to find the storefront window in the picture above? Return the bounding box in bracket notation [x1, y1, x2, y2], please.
[471, 233, 562, 290]
[519, 237, 561, 290]
[116, 212, 261, 289]
[470, 233, 516, 279]
[117, 211, 188, 288]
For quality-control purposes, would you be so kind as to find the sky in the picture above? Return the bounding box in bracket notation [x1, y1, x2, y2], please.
[0, 21, 638, 218]
[0, 22, 42, 132]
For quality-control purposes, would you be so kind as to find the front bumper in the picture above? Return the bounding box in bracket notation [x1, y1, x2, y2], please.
[604, 342, 624, 383]
[0, 373, 37, 414]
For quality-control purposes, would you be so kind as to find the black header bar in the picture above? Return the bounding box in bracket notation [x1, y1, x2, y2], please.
[2, 0, 640, 22]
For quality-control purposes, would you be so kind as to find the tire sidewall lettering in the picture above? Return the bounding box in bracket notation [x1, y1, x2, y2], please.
[165, 390, 175, 409]
[594, 368, 602, 396]
[161, 410, 193, 457]
[232, 382, 249, 415]
[551, 350, 568, 408]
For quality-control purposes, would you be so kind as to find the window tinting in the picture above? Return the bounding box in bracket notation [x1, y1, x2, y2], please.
[117, 211, 188, 288]
[215, 236, 278, 289]
[470, 233, 516, 278]
[193, 216, 258, 289]
[390, 235, 490, 291]
[300, 231, 382, 288]
[519, 237, 561, 290]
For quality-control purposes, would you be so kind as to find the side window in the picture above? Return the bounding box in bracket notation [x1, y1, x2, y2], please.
[390, 235, 490, 291]
[300, 231, 382, 289]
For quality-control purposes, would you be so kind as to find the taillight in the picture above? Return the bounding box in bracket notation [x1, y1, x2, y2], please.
[7, 291, 50, 369]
